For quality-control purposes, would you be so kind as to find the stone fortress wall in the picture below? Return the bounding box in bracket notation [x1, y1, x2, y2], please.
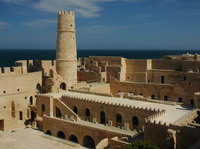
[78, 56, 200, 107]
[0, 60, 42, 131]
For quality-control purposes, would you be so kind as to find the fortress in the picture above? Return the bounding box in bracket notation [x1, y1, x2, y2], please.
[0, 11, 200, 149]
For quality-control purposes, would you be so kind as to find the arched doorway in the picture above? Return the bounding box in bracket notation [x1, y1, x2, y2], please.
[82, 135, 95, 149]
[36, 83, 40, 92]
[30, 96, 33, 105]
[60, 83, 66, 90]
[46, 130, 52, 135]
[31, 111, 36, 121]
[73, 106, 77, 114]
[132, 116, 139, 129]
[100, 111, 106, 124]
[57, 131, 65, 139]
[69, 135, 78, 143]
[85, 108, 90, 121]
[116, 113, 122, 127]
[56, 107, 62, 118]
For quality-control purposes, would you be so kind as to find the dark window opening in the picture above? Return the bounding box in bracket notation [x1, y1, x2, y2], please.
[161, 76, 165, 84]
[56, 107, 62, 118]
[116, 113, 122, 127]
[164, 96, 168, 101]
[30, 96, 33, 105]
[36, 83, 41, 91]
[31, 111, 36, 121]
[60, 82, 66, 90]
[19, 111, 23, 120]
[42, 104, 45, 112]
[73, 106, 77, 114]
[190, 99, 194, 105]
[0, 120, 4, 131]
[100, 111, 106, 124]
[132, 116, 139, 126]
[85, 108, 90, 121]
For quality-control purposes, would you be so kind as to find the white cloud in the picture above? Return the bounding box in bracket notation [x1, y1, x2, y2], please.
[22, 19, 56, 28]
[0, 0, 146, 18]
[32, 0, 147, 18]
[0, 21, 11, 29]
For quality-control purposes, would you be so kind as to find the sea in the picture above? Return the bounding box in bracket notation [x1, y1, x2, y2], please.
[0, 49, 200, 67]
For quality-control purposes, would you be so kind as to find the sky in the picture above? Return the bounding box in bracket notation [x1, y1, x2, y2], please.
[0, 0, 200, 50]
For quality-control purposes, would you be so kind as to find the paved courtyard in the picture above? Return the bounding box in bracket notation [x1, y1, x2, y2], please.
[0, 128, 85, 149]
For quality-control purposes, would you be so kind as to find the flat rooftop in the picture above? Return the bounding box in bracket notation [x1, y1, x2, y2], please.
[49, 91, 194, 125]
[0, 128, 85, 149]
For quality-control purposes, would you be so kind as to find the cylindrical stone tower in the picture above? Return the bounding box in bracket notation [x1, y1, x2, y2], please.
[56, 10, 77, 88]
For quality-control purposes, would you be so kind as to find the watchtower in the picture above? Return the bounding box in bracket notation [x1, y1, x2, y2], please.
[56, 11, 77, 88]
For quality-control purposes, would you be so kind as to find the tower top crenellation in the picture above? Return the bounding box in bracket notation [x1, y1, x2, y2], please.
[58, 10, 74, 16]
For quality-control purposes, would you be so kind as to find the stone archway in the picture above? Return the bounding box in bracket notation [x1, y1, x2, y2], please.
[85, 108, 90, 121]
[60, 82, 66, 90]
[69, 135, 78, 143]
[82, 135, 95, 149]
[46, 130, 52, 135]
[132, 116, 139, 129]
[116, 113, 122, 127]
[57, 131, 65, 139]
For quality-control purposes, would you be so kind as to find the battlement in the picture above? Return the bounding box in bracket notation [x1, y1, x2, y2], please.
[36, 93, 53, 100]
[0, 66, 23, 75]
[61, 94, 161, 113]
[58, 10, 74, 16]
[144, 109, 166, 123]
[145, 119, 169, 127]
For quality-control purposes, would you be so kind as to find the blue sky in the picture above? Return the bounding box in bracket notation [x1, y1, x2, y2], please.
[0, 0, 200, 50]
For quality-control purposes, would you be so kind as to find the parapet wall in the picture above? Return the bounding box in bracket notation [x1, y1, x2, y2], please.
[88, 56, 122, 66]
[144, 120, 169, 149]
[61, 94, 160, 129]
[152, 59, 182, 71]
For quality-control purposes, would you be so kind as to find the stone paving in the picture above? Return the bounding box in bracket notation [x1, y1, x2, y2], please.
[0, 128, 85, 149]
